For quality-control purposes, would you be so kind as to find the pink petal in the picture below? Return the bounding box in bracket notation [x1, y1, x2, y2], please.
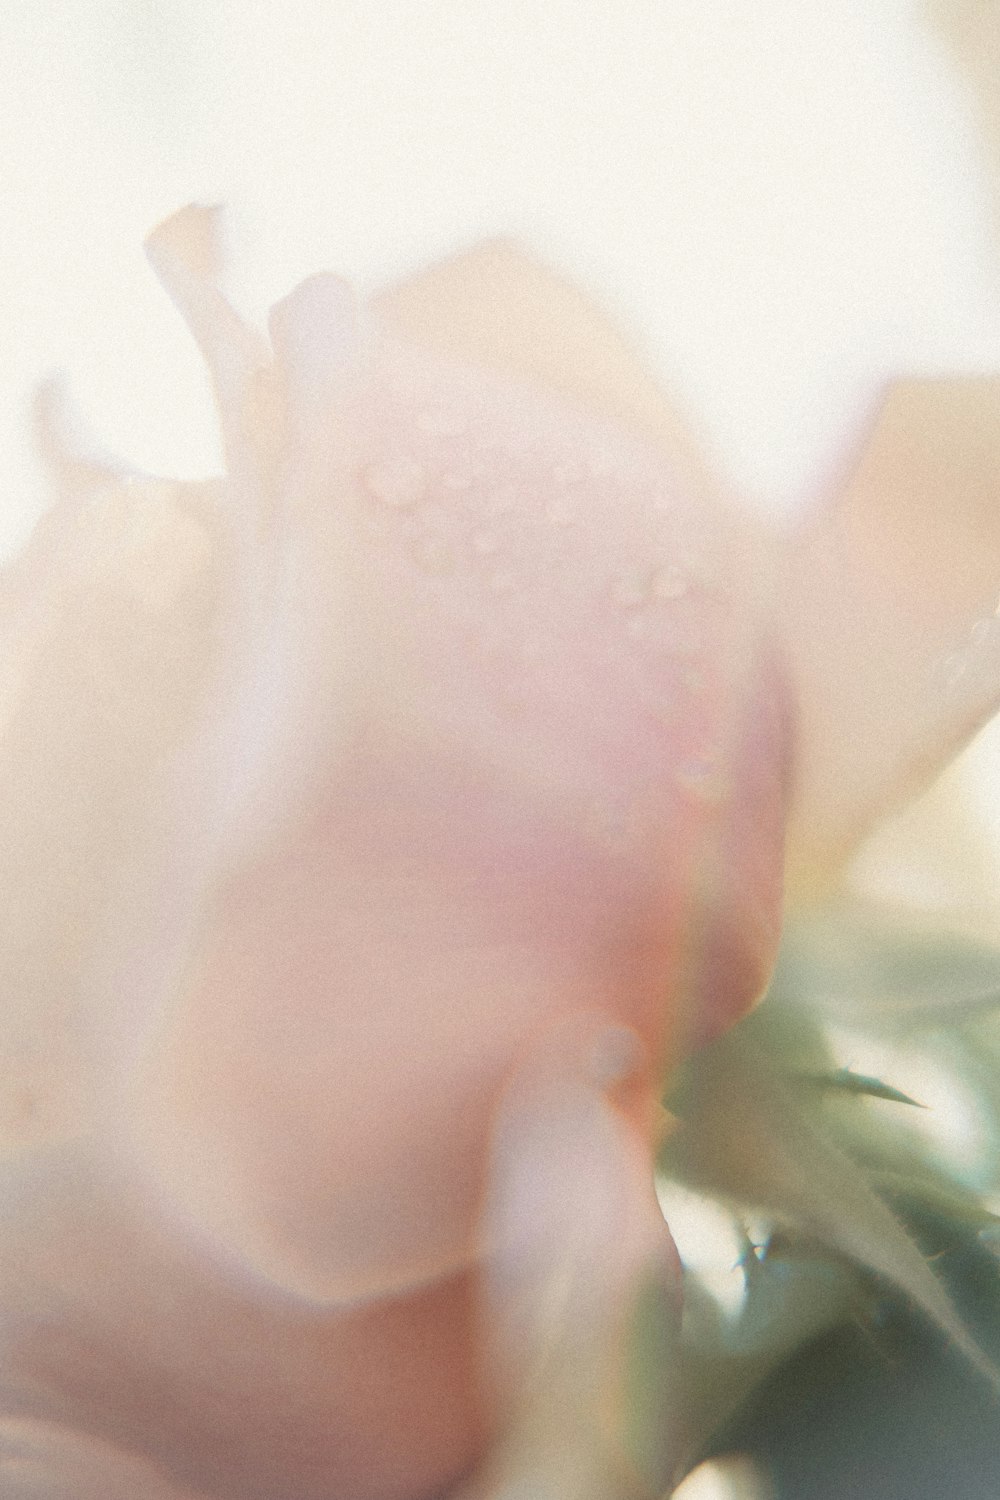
[468, 1013, 681, 1499]
[1, 214, 791, 1499]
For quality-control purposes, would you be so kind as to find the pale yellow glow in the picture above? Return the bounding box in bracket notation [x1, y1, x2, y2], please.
[673, 1455, 772, 1500]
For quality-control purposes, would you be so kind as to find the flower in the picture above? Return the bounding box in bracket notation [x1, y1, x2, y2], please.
[2, 207, 1000, 1499]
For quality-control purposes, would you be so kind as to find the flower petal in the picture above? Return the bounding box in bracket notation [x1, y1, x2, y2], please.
[463, 1014, 681, 1500]
[145, 207, 271, 473]
[3, 217, 793, 1500]
[783, 376, 1000, 891]
[0, 1419, 209, 1500]
[372, 236, 717, 504]
[128, 294, 789, 1308]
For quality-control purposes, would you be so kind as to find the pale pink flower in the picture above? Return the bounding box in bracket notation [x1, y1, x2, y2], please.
[1, 207, 999, 1499]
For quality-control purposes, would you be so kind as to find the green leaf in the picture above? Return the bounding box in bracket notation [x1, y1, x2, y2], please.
[799, 1067, 927, 1109]
[662, 1027, 1000, 1396]
[765, 909, 1000, 1031]
[872, 1169, 1000, 1233]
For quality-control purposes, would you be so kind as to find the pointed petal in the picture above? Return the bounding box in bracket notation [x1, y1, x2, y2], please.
[145, 206, 272, 472]
[32, 378, 132, 499]
[783, 376, 1000, 890]
[930, 0, 1000, 204]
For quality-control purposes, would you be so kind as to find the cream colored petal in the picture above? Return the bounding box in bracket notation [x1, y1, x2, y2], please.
[846, 744, 1000, 941]
[144, 206, 270, 413]
[783, 376, 1000, 893]
[0, 466, 225, 1157]
[145, 207, 274, 482]
[373, 237, 717, 506]
[33, 379, 132, 501]
[930, 0, 1000, 227]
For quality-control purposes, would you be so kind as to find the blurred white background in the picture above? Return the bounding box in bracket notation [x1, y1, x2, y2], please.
[4, 0, 1000, 558]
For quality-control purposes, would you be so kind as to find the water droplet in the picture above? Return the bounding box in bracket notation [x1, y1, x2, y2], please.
[416, 407, 468, 439]
[651, 564, 688, 600]
[588, 1026, 642, 1090]
[364, 456, 425, 509]
[585, 794, 635, 849]
[625, 602, 703, 659]
[471, 528, 500, 556]
[487, 484, 520, 517]
[970, 617, 1000, 647]
[676, 756, 729, 806]
[611, 570, 649, 607]
[357, 508, 392, 542]
[417, 501, 448, 531]
[411, 534, 456, 576]
[934, 651, 966, 692]
[588, 448, 617, 479]
[441, 465, 474, 493]
[545, 493, 576, 526]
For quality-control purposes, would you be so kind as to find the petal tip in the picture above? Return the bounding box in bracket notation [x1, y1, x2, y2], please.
[32, 377, 129, 498]
[144, 202, 226, 288]
[268, 272, 364, 390]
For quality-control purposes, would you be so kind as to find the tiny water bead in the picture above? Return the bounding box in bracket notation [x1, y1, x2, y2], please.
[650, 564, 688, 601]
[586, 1026, 643, 1092]
[405, 498, 460, 577]
[585, 793, 635, 849]
[675, 754, 730, 807]
[611, 568, 705, 665]
[970, 617, 1000, 646]
[611, 570, 651, 609]
[488, 567, 519, 595]
[409, 535, 456, 577]
[935, 604, 1000, 693]
[440, 465, 476, 493]
[470, 528, 501, 556]
[551, 459, 586, 487]
[416, 501, 450, 532]
[364, 456, 426, 510]
[414, 407, 468, 440]
[610, 562, 693, 611]
[682, 664, 707, 696]
[544, 493, 577, 527]
[484, 483, 521, 518]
